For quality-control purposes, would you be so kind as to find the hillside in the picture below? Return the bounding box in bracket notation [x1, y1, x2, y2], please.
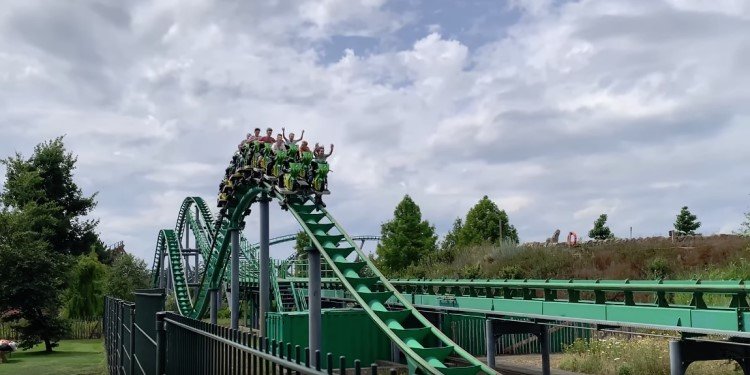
[400, 235, 750, 281]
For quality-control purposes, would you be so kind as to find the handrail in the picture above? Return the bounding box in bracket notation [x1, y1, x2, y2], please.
[163, 317, 327, 375]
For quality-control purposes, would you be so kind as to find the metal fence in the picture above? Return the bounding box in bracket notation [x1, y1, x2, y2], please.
[105, 290, 396, 375]
[441, 313, 591, 355]
[0, 319, 102, 341]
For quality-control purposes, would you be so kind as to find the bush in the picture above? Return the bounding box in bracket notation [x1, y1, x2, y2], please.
[165, 294, 177, 312]
[218, 307, 231, 319]
[497, 265, 525, 279]
[647, 258, 673, 279]
[459, 264, 482, 279]
[559, 337, 740, 375]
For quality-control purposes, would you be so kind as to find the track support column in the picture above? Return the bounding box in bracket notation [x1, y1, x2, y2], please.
[540, 324, 551, 375]
[230, 228, 240, 330]
[670, 340, 684, 375]
[259, 196, 271, 338]
[308, 245, 322, 367]
[209, 288, 218, 325]
[159, 251, 167, 289]
[485, 319, 496, 369]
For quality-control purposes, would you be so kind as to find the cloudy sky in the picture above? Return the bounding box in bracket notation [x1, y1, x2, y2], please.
[2, 0, 750, 263]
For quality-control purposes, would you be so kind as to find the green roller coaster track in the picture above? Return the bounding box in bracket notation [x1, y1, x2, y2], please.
[148, 141, 750, 375]
[150, 183, 492, 373]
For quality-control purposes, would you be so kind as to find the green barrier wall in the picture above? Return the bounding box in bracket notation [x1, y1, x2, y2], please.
[266, 308, 391, 366]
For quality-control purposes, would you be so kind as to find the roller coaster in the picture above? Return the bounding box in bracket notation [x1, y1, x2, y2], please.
[150, 140, 750, 375]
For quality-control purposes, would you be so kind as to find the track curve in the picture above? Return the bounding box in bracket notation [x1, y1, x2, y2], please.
[149, 152, 494, 374]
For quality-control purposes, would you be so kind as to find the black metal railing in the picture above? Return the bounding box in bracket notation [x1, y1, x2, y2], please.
[105, 291, 397, 375]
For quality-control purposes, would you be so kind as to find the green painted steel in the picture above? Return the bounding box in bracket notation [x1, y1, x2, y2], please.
[266, 309, 391, 366]
[440, 313, 590, 356]
[150, 157, 494, 374]
[286, 277, 750, 336]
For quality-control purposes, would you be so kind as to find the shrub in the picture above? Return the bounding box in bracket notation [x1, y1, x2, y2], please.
[647, 258, 673, 279]
[497, 265, 525, 279]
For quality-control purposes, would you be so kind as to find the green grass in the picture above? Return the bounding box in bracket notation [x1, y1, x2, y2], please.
[559, 337, 741, 375]
[0, 339, 105, 375]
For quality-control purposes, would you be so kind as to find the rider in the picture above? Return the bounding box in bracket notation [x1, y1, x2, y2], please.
[248, 128, 261, 142]
[298, 140, 311, 156]
[313, 144, 334, 162]
[259, 127, 275, 143]
[238, 128, 261, 150]
[272, 134, 287, 153]
[282, 127, 305, 146]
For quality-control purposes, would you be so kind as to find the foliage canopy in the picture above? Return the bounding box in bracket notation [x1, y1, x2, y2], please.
[674, 206, 701, 235]
[375, 195, 437, 273]
[588, 214, 614, 240]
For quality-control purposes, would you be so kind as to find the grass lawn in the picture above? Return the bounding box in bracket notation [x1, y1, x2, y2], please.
[0, 339, 105, 375]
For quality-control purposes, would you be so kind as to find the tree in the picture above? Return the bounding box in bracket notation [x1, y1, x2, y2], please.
[738, 211, 750, 237]
[294, 231, 311, 255]
[66, 252, 106, 319]
[1, 137, 99, 257]
[0, 205, 71, 351]
[375, 195, 437, 273]
[105, 253, 150, 302]
[438, 218, 464, 260]
[459, 196, 519, 245]
[293, 231, 311, 276]
[588, 214, 614, 240]
[674, 206, 701, 235]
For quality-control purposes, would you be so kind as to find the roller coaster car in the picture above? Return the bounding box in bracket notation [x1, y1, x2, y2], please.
[279, 162, 307, 194]
[240, 141, 260, 174]
[229, 170, 244, 183]
[311, 162, 330, 195]
[252, 143, 271, 172]
[298, 151, 313, 177]
[287, 144, 300, 162]
[221, 178, 234, 194]
[270, 150, 289, 179]
[217, 193, 228, 207]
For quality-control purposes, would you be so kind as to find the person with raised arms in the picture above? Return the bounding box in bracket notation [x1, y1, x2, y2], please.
[282, 127, 305, 146]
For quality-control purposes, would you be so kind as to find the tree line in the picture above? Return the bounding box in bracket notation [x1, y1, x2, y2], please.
[0, 137, 150, 352]
[371, 195, 714, 276]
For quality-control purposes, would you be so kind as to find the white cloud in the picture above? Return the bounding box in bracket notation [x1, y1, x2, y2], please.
[1, 0, 749, 263]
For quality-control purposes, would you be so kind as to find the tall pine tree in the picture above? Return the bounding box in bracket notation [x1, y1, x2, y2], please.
[1, 137, 99, 256]
[674, 206, 701, 235]
[375, 195, 437, 273]
[588, 214, 614, 240]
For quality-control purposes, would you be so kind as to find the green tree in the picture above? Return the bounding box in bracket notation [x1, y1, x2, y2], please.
[105, 253, 150, 302]
[293, 231, 311, 276]
[738, 211, 750, 237]
[375, 195, 437, 273]
[66, 252, 106, 319]
[588, 214, 614, 240]
[0, 205, 71, 351]
[458, 196, 519, 246]
[441, 218, 463, 251]
[674, 206, 701, 235]
[438, 218, 464, 260]
[294, 230, 311, 255]
[1, 137, 99, 257]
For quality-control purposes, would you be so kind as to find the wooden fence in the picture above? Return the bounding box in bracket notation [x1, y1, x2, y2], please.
[0, 319, 102, 340]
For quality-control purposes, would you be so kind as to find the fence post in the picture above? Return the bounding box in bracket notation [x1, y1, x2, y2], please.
[486, 319, 496, 369]
[156, 312, 166, 375]
[540, 324, 551, 375]
[119, 303, 125, 374]
[129, 304, 136, 375]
